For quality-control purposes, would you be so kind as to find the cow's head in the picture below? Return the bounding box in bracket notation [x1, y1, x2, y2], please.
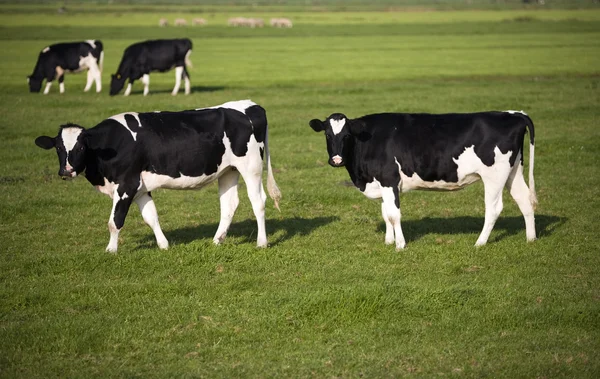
[35, 124, 88, 179]
[109, 73, 126, 96]
[309, 113, 366, 167]
[27, 76, 42, 93]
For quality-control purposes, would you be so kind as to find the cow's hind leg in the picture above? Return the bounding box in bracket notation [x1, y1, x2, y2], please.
[506, 160, 537, 242]
[213, 169, 240, 245]
[381, 186, 405, 250]
[84, 70, 94, 92]
[183, 66, 191, 95]
[141, 74, 150, 96]
[106, 187, 135, 253]
[238, 166, 268, 248]
[475, 155, 512, 246]
[171, 66, 183, 95]
[135, 192, 169, 249]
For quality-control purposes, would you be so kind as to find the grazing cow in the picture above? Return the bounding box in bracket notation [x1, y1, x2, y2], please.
[34, 100, 281, 253]
[174, 18, 187, 26]
[158, 18, 168, 27]
[110, 38, 192, 96]
[28, 40, 103, 94]
[309, 110, 537, 249]
[270, 18, 293, 28]
[192, 17, 206, 26]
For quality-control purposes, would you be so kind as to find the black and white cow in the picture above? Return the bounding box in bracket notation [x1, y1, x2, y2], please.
[28, 40, 103, 94]
[110, 38, 193, 96]
[309, 110, 537, 249]
[35, 100, 281, 253]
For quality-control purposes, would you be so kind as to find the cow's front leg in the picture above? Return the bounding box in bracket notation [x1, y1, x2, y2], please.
[43, 81, 52, 95]
[123, 80, 133, 96]
[381, 186, 405, 250]
[135, 192, 168, 249]
[141, 74, 150, 96]
[381, 201, 395, 245]
[106, 188, 134, 253]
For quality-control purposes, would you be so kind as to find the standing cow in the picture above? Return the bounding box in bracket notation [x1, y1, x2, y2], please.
[309, 110, 537, 250]
[28, 40, 103, 94]
[110, 38, 192, 96]
[34, 100, 281, 253]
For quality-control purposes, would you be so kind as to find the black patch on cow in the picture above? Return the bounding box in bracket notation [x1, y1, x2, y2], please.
[260, 147, 264, 160]
[124, 114, 142, 134]
[222, 109, 254, 157]
[245, 105, 268, 143]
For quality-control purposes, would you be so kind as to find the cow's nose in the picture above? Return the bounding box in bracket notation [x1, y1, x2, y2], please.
[331, 155, 343, 166]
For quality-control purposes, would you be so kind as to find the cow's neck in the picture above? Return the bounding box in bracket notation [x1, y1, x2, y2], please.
[344, 137, 368, 191]
[83, 151, 105, 187]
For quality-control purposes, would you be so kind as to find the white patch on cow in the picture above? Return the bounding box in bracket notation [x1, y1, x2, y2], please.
[505, 110, 528, 116]
[330, 118, 346, 135]
[331, 155, 342, 165]
[42, 46, 50, 53]
[140, 171, 219, 192]
[77, 54, 95, 72]
[199, 99, 256, 114]
[59, 82, 65, 94]
[362, 179, 383, 199]
[86, 40, 96, 49]
[109, 112, 141, 141]
[124, 83, 132, 96]
[95, 178, 118, 199]
[43, 82, 52, 94]
[120, 193, 129, 200]
[61, 127, 82, 152]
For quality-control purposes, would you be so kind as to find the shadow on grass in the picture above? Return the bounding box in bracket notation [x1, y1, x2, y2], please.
[127, 85, 227, 96]
[138, 215, 339, 248]
[377, 214, 565, 243]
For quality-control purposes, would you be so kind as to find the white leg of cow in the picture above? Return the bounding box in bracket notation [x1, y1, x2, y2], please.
[381, 201, 395, 245]
[381, 187, 405, 250]
[213, 170, 240, 245]
[141, 74, 150, 96]
[106, 195, 121, 253]
[171, 66, 183, 96]
[135, 193, 168, 249]
[476, 176, 507, 247]
[239, 168, 268, 248]
[124, 82, 132, 96]
[184, 76, 191, 95]
[43, 82, 52, 95]
[506, 162, 537, 242]
[59, 82, 65, 94]
[84, 70, 94, 92]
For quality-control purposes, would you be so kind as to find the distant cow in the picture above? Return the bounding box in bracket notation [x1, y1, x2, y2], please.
[174, 18, 187, 26]
[309, 110, 537, 249]
[270, 18, 293, 28]
[35, 100, 281, 253]
[28, 40, 103, 94]
[158, 18, 168, 27]
[110, 38, 192, 96]
[192, 17, 206, 26]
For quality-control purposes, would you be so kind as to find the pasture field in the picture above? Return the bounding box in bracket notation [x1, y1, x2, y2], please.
[1, 3, 599, 378]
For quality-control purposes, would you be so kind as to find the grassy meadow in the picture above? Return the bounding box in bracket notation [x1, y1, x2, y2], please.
[1, 2, 599, 377]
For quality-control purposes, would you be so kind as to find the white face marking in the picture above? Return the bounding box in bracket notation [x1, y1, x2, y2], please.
[330, 118, 346, 135]
[61, 127, 82, 152]
[197, 99, 256, 114]
[42, 47, 50, 53]
[109, 112, 141, 141]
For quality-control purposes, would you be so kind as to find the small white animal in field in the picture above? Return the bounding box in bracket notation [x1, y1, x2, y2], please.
[270, 18, 293, 28]
[192, 18, 206, 26]
[174, 18, 187, 26]
[158, 18, 168, 27]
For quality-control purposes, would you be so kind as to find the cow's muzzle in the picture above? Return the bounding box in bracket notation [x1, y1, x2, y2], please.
[59, 169, 76, 180]
[329, 155, 344, 167]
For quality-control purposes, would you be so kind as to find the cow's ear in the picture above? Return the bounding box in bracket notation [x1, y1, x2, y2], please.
[35, 136, 55, 150]
[309, 119, 325, 132]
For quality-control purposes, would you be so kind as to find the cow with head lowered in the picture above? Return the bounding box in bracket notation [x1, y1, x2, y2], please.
[110, 38, 192, 96]
[35, 100, 281, 253]
[309, 110, 537, 250]
[28, 40, 103, 94]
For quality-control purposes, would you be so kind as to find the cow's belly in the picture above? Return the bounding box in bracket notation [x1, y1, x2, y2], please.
[140, 171, 219, 192]
[400, 172, 480, 192]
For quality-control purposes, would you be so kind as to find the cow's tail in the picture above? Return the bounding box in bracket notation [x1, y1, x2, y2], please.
[185, 49, 193, 69]
[520, 112, 537, 209]
[99, 51, 104, 73]
[264, 128, 281, 211]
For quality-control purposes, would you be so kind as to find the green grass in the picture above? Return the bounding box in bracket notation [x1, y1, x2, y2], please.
[1, 3, 600, 378]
